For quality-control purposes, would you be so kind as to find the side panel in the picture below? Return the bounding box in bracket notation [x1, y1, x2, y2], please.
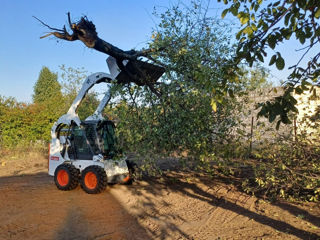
[48, 140, 66, 176]
[72, 158, 129, 183]
[71, 160, 104, 172]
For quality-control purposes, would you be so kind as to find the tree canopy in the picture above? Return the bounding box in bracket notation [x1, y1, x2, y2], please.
[219, 0, 320, 126]
[33, 67, 62, 104]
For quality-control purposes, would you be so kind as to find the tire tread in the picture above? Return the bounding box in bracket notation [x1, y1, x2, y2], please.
[81, 165, 107, 194]
[54, 163, 79, 191]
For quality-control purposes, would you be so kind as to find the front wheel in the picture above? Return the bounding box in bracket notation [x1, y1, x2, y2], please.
[54, 164, 79, 191]
[81, 166, 107, 194]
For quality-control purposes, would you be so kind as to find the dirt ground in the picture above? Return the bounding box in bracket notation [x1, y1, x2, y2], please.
[0, 154, 319, 240]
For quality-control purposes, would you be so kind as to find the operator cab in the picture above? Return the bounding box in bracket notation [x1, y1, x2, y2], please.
[59, 120, 118, 161]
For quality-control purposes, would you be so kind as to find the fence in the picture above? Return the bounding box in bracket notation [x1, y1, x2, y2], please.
[239, 86, 320, 153]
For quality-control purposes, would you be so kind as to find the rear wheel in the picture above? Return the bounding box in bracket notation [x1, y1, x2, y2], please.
[54, 164, 79, 191]
[81, 166, 107, 194]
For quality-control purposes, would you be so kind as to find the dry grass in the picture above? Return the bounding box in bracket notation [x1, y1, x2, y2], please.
[0, 146, 48, 177]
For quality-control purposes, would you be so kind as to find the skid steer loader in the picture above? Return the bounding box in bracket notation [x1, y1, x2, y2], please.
[49, 57, 164, 194]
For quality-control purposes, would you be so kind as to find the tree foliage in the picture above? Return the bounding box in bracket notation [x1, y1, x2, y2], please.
[33, 67, 62, 104]
[32, 67, 65, 141]
[239, 64, 272, 91]
[110, 1, 263, 159]
[0, 67, 65, 147]
[31, 0, 271, 157]
[0, 66, 101, 147]
[147, 1, 239, 103]
[0, 96, 53, 146]
[219, 0, 320, 125]
[59, 65, 100, 119]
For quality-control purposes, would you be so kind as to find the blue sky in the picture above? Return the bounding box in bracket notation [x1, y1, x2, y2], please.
[0, 0, 317, 102]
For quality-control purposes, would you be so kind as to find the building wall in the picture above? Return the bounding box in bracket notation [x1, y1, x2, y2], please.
[294, 87, 320, 138]
[238, 86, 320, 149]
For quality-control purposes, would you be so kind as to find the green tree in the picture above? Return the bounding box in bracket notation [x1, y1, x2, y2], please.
[0, 96, 45, 146]
[0, 96, 20, 147]
[219, 0, 320, 125]
[111, 1, 258, 158]
[33, 67, 62, 104]
[31, 67, 64, 142]
[239, 64, 272, 91]
[59, 65, 100, 119]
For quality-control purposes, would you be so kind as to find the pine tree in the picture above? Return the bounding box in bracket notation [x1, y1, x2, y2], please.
[31, 67, 65, 142]
[33, 67, 62, 104]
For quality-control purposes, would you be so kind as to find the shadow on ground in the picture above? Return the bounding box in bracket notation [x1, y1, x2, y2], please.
[124, 170, 320, 239]
[0, 170, 319, 239]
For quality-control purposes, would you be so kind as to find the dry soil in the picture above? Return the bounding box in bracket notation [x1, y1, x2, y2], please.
[0, 154, 319, 240]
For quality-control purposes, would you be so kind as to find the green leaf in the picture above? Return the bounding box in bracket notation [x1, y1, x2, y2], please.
[236, 29, 244, 39]
[251, 23, 257, 31]
[243, 26, 253, 36]
[240, 16, 249, 25]
[315, 8, 320, 19]
[230, 6, 238, 16]
[284, 12, 291, 26]
[295, 87, 303, 94]
[269, 113, 276, 123]
[299, 36, 305, 44]
[254, 4, 259, 11]
[267, 35, 276, 49]
[281, 114, 291, 124]
[221, 9, 229, 19]
[284, 31, 292, 40]
[228, 89, 234, 98]
[276, 56, 285, 70]
[273, 1, 280, 7]
[257, 52, 264, 62]
[269, 54, 277, 66]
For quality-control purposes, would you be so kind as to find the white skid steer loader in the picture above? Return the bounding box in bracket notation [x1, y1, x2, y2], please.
[49, 57, 164, 194]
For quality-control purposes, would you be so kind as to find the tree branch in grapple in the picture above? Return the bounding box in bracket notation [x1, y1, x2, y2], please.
[33, 13, 165, 96]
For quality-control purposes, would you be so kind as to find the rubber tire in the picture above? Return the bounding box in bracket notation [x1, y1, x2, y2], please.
[54, 163, 79, 191]
[81, 166, 107, 194]
[124, 160, 138, 185]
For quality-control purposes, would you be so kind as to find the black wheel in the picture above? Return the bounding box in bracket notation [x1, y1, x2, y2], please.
[123, 160, 138, 185]
[80, 166, 107, 194]
[54, 163, 79, 191]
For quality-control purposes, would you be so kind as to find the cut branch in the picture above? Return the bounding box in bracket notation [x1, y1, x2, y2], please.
[34, 13, 165, 95]
[33, 16, 65, 32]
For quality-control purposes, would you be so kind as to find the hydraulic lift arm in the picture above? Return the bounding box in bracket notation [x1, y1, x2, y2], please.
[86, 87, 112, 121]
[50, 57, 124, 161]
[51, 57, 122, 137]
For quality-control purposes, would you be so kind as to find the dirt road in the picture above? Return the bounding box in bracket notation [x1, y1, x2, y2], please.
[0, 156, 319, 239]
[0, 173, 149, 240]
